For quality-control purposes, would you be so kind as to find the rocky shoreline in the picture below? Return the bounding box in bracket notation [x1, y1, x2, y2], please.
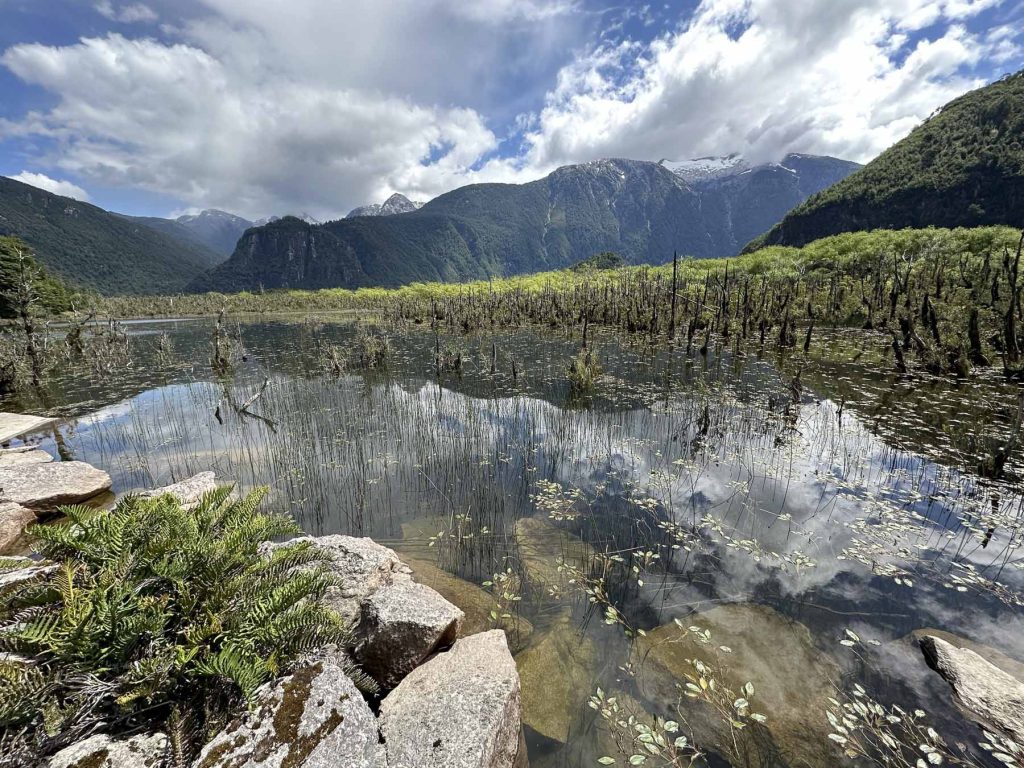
[1, 458, 527, 768]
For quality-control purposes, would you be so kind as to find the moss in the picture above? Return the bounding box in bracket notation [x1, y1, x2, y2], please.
[70, 749, 110, 768]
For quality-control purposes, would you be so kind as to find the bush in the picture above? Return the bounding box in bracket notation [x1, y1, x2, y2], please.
[0, 486, 354, 764]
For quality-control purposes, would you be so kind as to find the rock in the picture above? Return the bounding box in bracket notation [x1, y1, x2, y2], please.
[379, 629, 523, 768]
[48, 732, 167, 768]
[193, 655, 385, 768]
[0, 501, 36, 554]
[514, 517, 595, 590]
[398, 554, 533, 652]
[0, 562, 58, 589]
[139, 471, 217, 508]
[919, 634, 1024, 744]
[637, 603, 840, 768]
[357, 575, 464, 688]
[909, 628, 1024, 682]
[267, 534, 411, 626]
[0, 446, 53, 468]
[0, 461, 111, 513]
[515, 613, 598, 743]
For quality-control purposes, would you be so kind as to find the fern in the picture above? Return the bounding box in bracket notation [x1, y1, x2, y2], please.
[0, 485, 352, 763]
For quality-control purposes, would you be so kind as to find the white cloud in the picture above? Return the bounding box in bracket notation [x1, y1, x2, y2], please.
[0, 0, 1017, 217]
[515, 0, 1011, 170]
[94, 1, 158, 24]
[1, 34, 498, 220]
[6, 171, 91, 201]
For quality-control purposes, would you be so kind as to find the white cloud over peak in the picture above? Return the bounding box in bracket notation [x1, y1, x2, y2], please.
[1, 0, 1018, 218]
[6, 171, 91, 201]
[517, 0, 1011, 170]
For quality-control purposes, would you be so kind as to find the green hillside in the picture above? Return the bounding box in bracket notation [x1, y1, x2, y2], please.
[0, 177, 223, 295]
[748, 71, 1024, 250]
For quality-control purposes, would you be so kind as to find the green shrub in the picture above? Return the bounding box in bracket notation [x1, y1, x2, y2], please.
[0, 486, 354, 763]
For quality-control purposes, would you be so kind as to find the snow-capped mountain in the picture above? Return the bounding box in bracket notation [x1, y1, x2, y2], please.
[347, 193, 424, 218]
[661, 154, 750, 184]
[174, 209, 253, 255]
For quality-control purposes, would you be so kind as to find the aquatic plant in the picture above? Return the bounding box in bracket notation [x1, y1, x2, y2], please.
[824, 683, 1020, 767]
[568, 347, 602, 392]
[354, 323, 390, 369]
[0, 487, 356, 765]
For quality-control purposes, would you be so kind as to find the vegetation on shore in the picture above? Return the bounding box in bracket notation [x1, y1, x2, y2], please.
[0, 487, 359, 766]
[88, 226, 1024, 381]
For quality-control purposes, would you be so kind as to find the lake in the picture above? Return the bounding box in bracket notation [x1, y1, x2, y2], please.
[5, 314, 1022, 768]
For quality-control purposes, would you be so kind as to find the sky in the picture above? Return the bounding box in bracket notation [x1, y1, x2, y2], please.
[0, 0, 1020, 221]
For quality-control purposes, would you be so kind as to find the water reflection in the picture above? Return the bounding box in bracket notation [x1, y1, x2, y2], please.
[4, 316, 1022, 767]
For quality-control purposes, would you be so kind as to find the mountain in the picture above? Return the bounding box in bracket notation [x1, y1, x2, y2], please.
[190, 154, 859, 293]
[665, 153, 862, 250]
[748, 71, 1024, 251]
[0, 176, 223, 295]
[174, 209, 253, 255]
[347, 193, 425, 218]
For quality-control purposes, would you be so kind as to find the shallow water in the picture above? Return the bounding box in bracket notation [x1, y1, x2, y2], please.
[5, 315, 1022, 767]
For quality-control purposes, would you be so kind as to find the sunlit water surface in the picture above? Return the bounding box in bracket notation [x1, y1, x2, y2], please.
[4, 316, 1022, 768]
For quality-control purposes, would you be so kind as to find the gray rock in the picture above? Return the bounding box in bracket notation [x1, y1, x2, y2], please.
[920, 634, 1024, 744]
[0, 562, 58, 589]
[269, 535, 411, 627]
[0, 501, 36, 553]
[193, 655, 385, 768]
[0, 461, 111, 513]
[357, 575, 463, 688]
[140, 471, 217, 508]
[0, 446, 54, 468]
[379, 630, 523, 768]
[48, 732, 167, 768]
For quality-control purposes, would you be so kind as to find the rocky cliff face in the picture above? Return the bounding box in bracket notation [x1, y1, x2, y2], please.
[190, 154, 858, 292]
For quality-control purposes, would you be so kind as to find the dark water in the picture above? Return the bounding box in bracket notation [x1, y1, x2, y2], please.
[4, 316, 1022, 767]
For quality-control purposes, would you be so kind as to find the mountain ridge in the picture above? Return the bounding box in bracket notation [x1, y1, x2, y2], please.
[189, 153, 859, 293]
[0, 176, 224, 295]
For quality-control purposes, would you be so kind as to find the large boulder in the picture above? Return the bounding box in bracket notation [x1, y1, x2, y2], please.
[0, 446, 54, 468]
[0, 501, 36, 554]
[48, 732, 167, 768]
[139, 471, 217, 508]
[193, 655, 385, 768]
[273, 535, 411, 627]
[515, 613, 599, 743]
[637, 603, 840, 768]
[400, 554, 533, 652]
[357, 575, 464, 688]
[0, 461, 111, 513]
[514, 517, 595, 590]
[379, 630, 524, 768]
[919, 634, 1024, 745]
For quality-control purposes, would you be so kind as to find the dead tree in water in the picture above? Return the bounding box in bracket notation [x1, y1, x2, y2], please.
[1004, 232, 1023, 367]
[668, 251, 679, 340]
[7, 248, 44, 387]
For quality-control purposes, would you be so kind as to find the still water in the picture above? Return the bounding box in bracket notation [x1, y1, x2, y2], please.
[5, 315, 1023, 767]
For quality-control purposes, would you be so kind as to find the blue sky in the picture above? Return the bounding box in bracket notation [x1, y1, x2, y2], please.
[0, 0, 1020, 220]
